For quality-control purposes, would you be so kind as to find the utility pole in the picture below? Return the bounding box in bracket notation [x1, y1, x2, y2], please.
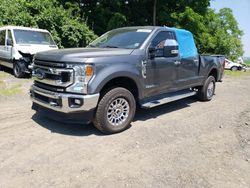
[153, 0, 157, 25]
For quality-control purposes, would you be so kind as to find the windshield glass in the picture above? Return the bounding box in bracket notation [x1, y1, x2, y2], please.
[89, 28, 152, 49]
[13, 29, 56, 45]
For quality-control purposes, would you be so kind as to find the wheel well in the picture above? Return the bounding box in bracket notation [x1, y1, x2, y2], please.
[100, 77, 139, 101]
[208, 69, 218, 81]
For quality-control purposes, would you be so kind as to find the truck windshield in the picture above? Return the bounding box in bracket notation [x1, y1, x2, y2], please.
[13, 29, 56, 45]
[89, 28, 152, 49]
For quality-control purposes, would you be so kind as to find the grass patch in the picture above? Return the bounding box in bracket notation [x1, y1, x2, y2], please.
[224, 70, 250, 76]
[0, 82, 22, 96]
[0, 71, 9, 78]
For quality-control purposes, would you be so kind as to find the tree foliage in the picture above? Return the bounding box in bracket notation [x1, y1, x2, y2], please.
[59, 0, 243, 59]
[0, 0, 97, 48]
[172, 7, 243, 60]
[0, 0, 244, 59]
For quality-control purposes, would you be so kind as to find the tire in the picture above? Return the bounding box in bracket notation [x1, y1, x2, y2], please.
[13, 61, 26, 78]
[197, 76, 216, 101]
[231, 66, 238, 71]
[93, 87, 136, 134]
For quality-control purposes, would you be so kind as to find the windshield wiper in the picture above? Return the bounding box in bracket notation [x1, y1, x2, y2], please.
[103, 45, 119, 48]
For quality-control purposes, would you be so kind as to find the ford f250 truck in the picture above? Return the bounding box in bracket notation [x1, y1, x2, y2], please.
[30, 26, 225, 134]
[0, 26, 58, 78]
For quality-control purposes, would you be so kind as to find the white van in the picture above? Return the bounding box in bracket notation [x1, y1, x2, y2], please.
[0, 26, 58, 77]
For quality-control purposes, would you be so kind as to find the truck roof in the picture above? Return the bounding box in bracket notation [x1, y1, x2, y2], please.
[0, 25, 49, 33]
[112, 26, 162, 31]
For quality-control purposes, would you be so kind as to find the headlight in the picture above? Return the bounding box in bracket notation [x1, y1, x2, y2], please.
[66, 65, 94, 94]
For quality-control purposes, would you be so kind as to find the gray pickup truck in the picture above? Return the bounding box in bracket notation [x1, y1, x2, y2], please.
[30, 26, 225, 134]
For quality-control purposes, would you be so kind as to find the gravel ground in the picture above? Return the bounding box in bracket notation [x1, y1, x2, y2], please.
[0, 71, 250, 188]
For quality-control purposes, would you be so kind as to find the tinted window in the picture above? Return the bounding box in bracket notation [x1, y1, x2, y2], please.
[89, 28, 152, 49]
[150, 31, 176, 57]
[0, 30, 6, 45]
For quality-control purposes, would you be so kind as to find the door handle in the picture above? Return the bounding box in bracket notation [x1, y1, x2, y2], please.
[174, 61, 181, 65]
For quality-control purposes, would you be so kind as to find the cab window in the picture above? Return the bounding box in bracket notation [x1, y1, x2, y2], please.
[150, 31, 176, 57]
[0, 30, 6, 46]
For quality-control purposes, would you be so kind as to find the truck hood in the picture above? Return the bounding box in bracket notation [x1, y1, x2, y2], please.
[35, 48, 134, 62]
[15, 44, 58, 55]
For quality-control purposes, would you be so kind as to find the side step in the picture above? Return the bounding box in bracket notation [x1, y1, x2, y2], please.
[141, 90, 197, 109]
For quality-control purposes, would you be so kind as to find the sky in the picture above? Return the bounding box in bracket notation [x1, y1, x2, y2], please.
[210, 0, 250, 57]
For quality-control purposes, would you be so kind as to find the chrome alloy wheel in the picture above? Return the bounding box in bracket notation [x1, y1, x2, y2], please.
[207, 81, 215, 98]
[107, 98, 130, 126]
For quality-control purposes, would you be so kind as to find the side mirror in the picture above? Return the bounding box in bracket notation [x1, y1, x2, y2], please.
[148, 47, 156, 59]
[7, 39, 13, 46]
[163, 39, 179, 57]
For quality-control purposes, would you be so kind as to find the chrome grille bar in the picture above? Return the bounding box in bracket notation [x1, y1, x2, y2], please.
[33, 64, 74, 88]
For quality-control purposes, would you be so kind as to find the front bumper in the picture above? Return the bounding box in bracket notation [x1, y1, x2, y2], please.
[30, 85, 100, 113]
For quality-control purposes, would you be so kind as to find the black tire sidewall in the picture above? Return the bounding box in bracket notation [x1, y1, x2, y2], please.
[231, 66, 238, 71]
[94, 88, 136, 134]
[13, 61, 25, 78]
[203, 76, 215, 101]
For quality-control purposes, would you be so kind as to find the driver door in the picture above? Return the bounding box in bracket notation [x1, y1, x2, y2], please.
[144, 31, 180, 97]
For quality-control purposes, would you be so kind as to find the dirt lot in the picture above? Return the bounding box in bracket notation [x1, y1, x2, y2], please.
[0, 70, 250, 188]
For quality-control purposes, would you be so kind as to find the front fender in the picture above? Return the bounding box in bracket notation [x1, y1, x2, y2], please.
[88, 63, 143, 97]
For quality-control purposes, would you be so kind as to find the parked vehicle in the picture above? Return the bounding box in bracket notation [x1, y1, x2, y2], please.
[237, 57, 244, 64]
[224, 58, 243, 71]
[30, 26, 225, 134]
[0, 26, 58, 78]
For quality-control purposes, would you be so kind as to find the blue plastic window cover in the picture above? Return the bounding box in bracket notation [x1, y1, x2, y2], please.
[169, 27, 198, 58]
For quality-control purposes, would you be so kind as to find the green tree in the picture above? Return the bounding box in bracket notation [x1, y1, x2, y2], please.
[0, 0, 244, 59]
[107, 12, 127, 30]
[0, 0, 97, 48]
[172, 7, 243, 60]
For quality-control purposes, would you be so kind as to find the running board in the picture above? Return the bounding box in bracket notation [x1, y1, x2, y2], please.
[141, 90, 197, 109]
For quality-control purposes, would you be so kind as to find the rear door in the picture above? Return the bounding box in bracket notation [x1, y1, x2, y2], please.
[144, 31, 179, 97]
[176, 55, 200, 89]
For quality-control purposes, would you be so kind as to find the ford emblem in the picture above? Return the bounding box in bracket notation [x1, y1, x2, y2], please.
[35, 68, 45, 80]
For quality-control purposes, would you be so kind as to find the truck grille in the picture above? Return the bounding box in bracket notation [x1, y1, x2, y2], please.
[33, 59, 74, 89]
[34, 81, 65, 92]
[34, 59, 66, 68]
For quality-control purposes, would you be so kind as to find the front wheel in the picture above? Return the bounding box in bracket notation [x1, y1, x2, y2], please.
[93, 87, 136, 134]
[231, 66, 238, 71]
[197, 76, 216, 101]
[13, 61, 26, 78]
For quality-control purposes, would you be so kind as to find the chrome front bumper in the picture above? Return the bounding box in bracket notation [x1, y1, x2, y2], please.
[30, 85, 99, 113]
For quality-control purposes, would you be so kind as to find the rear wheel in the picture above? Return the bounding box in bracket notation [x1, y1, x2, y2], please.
[13, 61, 26, 78]
[93, 87, 136, 134]
[197, 76, 216, 101]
